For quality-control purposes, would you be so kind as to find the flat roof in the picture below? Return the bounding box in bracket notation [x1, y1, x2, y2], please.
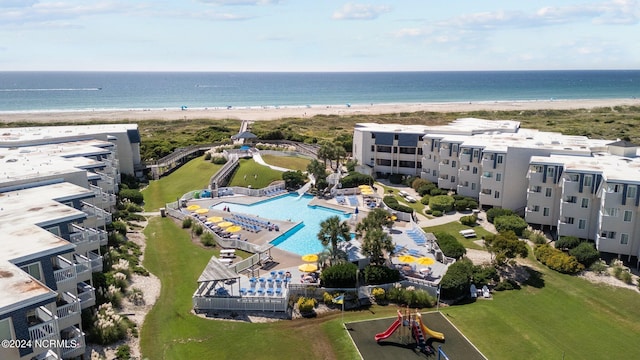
[0, 262, 56, 316]
[0, 123, 138, 146]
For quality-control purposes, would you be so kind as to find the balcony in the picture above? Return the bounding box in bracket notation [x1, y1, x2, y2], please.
[28, 307, 60, 353]
[69, 224, 103, 253]
[73, 255, 92, 282]
[56, 292, 81, 330]
[53, 256, 77, 292]
[77, 282, 96, 309]
[82, 201, 112, 227]
[60, 326, 85, 359]
[88, 251, 104, 272]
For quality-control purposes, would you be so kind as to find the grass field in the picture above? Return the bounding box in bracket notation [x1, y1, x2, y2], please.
[141, 156, 222, 211]
[422, 221, 491, 250]
[261, 153, 312, 172]
[140, 156, 640, 359]
[227, 158, 286, 188]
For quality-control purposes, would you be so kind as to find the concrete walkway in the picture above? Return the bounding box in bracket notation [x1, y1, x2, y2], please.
[251, 151, 293, 172]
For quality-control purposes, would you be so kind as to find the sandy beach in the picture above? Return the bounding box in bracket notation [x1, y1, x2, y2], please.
[1, 98, 639, 124]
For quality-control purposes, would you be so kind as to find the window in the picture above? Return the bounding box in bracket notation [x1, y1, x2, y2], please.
[483, 171, 493, 178]
[563, 217, 574, 224]
[393, 147, 398, 153]
[496, 173, 502, 182]
[398, 160, 415, 168]
[462, 181, 469, 187]
[481, 188, 492, 195]
[569, 174, 579, 181]
[463, 165, 470, 171]
[531, 205, 540, 212]
[442, 159, 450, 165]
[578, 219, 586, 229]
[620, 234, 629, 245]
[451, 176, 456, 183]
[399, 147, 416, 154]
[452, 160, 457, 168]
[471, 183, 476, 190]
[565, 196, 577, 203]
[371, 145, 375, 151]
[545, 188, 552, 197]
[600, 231, 616, 239]
[417, 148, 423, 155]
[45, 225, 61, 237]
[452, 144, 458, 153]
[530, 186, 542, 193]
[371, 133, 376, 139]
[531, 165, 544, 173]
[624, 210, 633, 222]
[0, 318, 13, 342]
[462, 148, 471, 155]
[394, 134, 399, 140]
[20, 262, 42, 282]
[604, 208, 619, 217]
[473, 149, 480, 158]
[377, 145, 392, 153]
[543, 207, 550, 216]
[376, 159, 391, 166]
[472, 167, 478, 174]
[628, 185, 637, 198]
[494, 191, 500, 199]
[607, 184, 621, 193]
[583, 176, 592, 187]
[497, 154, 504, 164]
[581, 198, 589, 208]
[547, 167, 555, 177]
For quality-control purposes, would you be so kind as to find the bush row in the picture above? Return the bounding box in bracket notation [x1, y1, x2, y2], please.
[434, 232, 466, 259]
[382, 196, 414, 213]
[534, 244, 584, 274]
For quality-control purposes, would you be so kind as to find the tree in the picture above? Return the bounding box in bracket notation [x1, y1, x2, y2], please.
[484, 231, 529, 266]
[428, 195, 455, 213]
[355, 209, 395, 265]
[317, 216, 351, 265]
[486, 208, 514, 223]
[493, 215, 528, 236]
[306, 159, 328, 186]
[317, 142, 334, 169]
[282, 170, 306, 189]
[569, 242, 600, 267]
[361, 228, 394, 266]
[555, 236, 581, 250]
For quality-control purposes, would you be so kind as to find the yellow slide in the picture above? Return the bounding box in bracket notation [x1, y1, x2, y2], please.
[416, 313, 445, 341]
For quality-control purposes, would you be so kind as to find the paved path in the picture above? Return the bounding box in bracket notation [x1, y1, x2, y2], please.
[251, 151, 292, 172]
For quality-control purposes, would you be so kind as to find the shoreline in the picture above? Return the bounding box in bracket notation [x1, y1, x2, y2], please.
[1, 98, 639, 124]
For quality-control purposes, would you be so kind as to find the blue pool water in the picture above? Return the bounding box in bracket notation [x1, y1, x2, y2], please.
[210, 194, 351, 255]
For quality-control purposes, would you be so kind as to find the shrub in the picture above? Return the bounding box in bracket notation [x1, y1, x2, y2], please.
[204, 152, 212, 160]
[211, 156, 227, 164]
[296, 297, 317, 313]
[619, 271, 633, 284]
[420, 195, 431, 205]
[116, 345, 131, 360]
[411, 178, 430, 191]
[431, 210, 443, 217]
[322, 292, 334, 305]
[182, 217, 193, 229]
[568, 242, 599, 267]
[460, 215, 477, 226]
[494, 279, 520, 291]
[472, 265, 499, 287]
[201, 232, 215, 246]
[320, 262, 358, 288]
[382, 196, 414, 213]
[340, 172, 374, 188]
[525, 228, 548, 245]
[535, 244, 584, 274]
[435, 232, 466, 259]
[192, 224, 204, 236]
[371, 287, 386, 302]
[555, 236, 581, 250]
[486, 208, 514, 223]
[428, 195, 455, 213]
[493, 215, 528, 236]
[118, 189, 144, 205]
[454, 198, 478, 211]
[589, 260, 608, 275]
[111, 221, 127, 236]
[440, 260, 474, 300]
[424, 209, 433, 215]
[89, 303, 129, 345]
[417, 183, 437, 196]
[384, 285, 434, 308]
[364, 265, 400, 285]
[429, 188, 447, 196]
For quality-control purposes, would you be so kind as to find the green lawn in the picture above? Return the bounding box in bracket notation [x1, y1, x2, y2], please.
[141, 156, 222, 211]
[422, 221, 490, 250]
[261, 154, 311, 172]
[377, 183, 427, 214]
[227, 158, 286, 188]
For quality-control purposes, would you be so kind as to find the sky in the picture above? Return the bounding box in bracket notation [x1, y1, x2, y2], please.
[0, 0, 639, 71]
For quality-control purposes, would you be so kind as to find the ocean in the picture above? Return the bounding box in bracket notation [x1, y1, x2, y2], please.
[0, 70, 638, 113]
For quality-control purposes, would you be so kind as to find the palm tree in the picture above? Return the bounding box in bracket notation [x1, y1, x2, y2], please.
[317, 215, 351, 265]
[361, 228, 394, 265]
[317, 142, 334, 169]
[355, 208, 393, 237]
[306, 159, 328, 186]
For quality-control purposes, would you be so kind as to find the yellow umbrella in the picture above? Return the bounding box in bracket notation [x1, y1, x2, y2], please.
[416, 257, 435, 266]
[217, 221, 233, 228]
[298, 263, 318, 272]
[207, 216, 224, 223]
[226, 225, 242, 232]
[389, 215, 397, 221]
[361, 190, 374, 195]
[301, 254, 318, 262]
[358, 184, 371, 189]
[186, 204, 201, 211]
[397, 255, 417, 263]
[195, 208, 209, 214]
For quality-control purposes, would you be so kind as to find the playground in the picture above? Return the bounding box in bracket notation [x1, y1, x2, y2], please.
[346, 311, 486, 359]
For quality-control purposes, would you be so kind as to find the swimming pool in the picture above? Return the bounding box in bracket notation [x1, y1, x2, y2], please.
[210, 193, 351, 255]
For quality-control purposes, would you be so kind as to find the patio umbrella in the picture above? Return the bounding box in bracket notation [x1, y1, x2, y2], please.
[298, 263, 318, 272]
[416, 257, 435, 266]
[358, 184, 371, 189]
[397, 255, 417, 263]
[217, 221, 233, 228]
[186, 204, 201, 211]
[226, 225, 242, 232]
[195, 208, 209, 214]
[207, 216, 224, 223]
[301, 254, 318, 262]
[361, 189, 374, 194]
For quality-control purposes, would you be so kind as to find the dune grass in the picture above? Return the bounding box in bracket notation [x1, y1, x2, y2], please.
[227, 158, 285, 188]
[141, 156, 222, 211]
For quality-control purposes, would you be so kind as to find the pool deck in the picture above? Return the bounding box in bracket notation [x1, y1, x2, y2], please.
[185, 192, 445, 297]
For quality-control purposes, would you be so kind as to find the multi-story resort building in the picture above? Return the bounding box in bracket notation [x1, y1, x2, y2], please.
[353, 120, 640, 264]
[0, 125, 141, 360]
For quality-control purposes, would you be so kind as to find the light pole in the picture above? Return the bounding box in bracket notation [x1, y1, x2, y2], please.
[436, 285, 441, 312]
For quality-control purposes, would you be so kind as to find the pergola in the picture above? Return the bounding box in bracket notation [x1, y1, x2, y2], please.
[194, 256, 241, 298]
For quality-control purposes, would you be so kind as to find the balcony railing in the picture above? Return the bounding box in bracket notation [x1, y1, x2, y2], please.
[77, 282, 96, 309]
[53, 256, 77, 287]
[29, 307, 60, 344]
[74, 255, 92, 279]
[56, 292, 81, 329]
[88, 251, 104, 272]
[61, 327, 85, 359]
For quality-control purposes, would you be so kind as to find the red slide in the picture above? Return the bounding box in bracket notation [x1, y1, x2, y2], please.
[375, 317, 402, 342]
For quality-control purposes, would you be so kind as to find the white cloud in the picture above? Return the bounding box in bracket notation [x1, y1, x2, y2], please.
[198, 0, 281, 5]
[332, 3, 391, 20]
[393, 27, 425, 38]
